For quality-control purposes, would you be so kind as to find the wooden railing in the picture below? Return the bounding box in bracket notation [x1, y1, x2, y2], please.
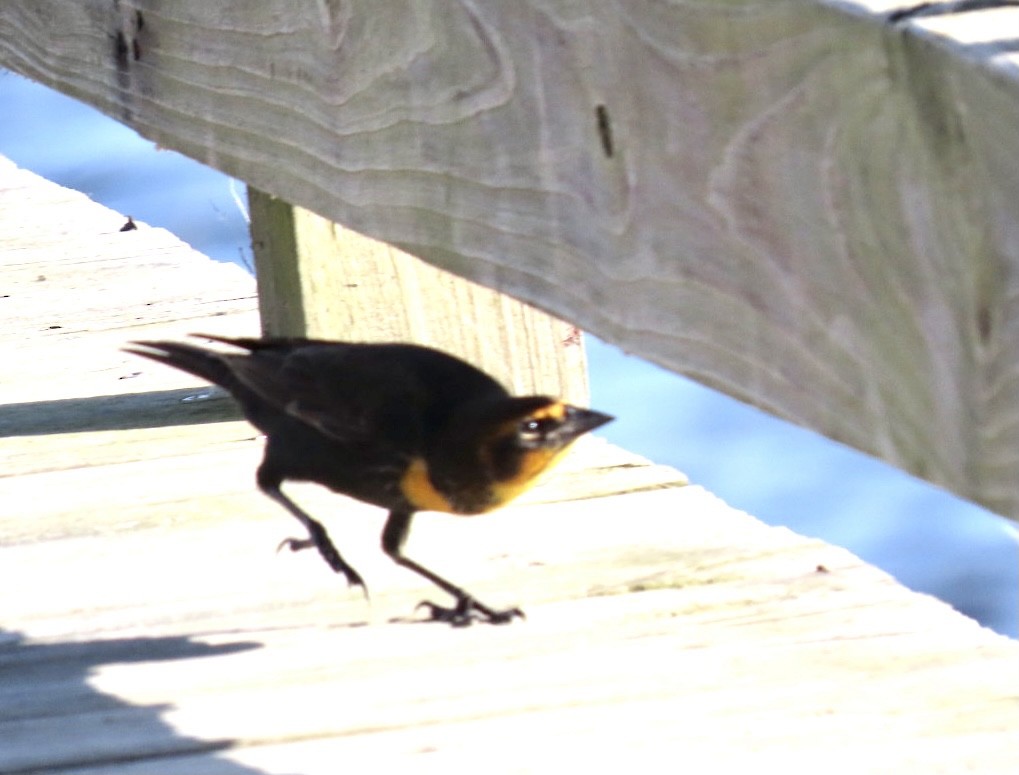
[2, 0, 1018, 519]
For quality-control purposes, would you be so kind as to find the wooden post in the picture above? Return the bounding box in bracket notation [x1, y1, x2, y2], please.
[248, 188, 589, 404]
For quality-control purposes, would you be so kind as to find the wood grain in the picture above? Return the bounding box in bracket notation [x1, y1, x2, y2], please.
[1, 156, 1016, 774]
[1, 1, 1017, 516]
[247, 189, 590, 403]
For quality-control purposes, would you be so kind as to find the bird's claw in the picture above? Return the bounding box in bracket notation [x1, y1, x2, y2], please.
[415, 597, 524, 627]
[276, 535, 368, 596]
[276, 536, 313, 554]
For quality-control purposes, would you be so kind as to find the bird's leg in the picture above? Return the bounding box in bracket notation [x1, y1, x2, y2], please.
[257, 467, 367, 595]
[381, 510, 524, 627]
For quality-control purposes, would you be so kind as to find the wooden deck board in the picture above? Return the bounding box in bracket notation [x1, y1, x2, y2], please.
[1, 158, 1017, 773]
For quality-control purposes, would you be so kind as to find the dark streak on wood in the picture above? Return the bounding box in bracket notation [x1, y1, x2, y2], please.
[595, 104, 613, 158]
[113, 30, 129, 69]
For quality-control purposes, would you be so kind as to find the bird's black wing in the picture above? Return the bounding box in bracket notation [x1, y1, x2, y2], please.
[174, 335, 509, 450]
[218, 340, 433, 450]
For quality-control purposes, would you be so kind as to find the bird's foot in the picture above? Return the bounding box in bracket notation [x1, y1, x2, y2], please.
[276, 536, 314, 554]
[415, 597, 524, 627]
[276, 534, 367, 597]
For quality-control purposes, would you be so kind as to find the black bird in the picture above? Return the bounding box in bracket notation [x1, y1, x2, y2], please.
[125, 335, 613, 625]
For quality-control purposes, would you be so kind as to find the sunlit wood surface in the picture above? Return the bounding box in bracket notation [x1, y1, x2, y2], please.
[1, 157, 1016, 773]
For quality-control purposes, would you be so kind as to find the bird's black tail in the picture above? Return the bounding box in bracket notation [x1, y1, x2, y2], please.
[124, 338, 240, 391]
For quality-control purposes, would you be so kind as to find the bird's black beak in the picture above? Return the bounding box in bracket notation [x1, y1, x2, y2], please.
[563, 406, 614, 438]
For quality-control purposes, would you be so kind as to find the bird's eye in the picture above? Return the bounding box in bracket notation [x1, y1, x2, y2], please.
[519, 417, 555, 443]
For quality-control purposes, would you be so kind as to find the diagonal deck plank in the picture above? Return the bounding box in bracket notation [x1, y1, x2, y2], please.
[1, 157, 1016, 774]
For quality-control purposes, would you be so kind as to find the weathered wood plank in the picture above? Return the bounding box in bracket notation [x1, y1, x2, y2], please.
[4, 487, 1017, 774]
[1, 158, 1016, 774]
[2, 1, 1018, 516]
[247, 189, 590, 403]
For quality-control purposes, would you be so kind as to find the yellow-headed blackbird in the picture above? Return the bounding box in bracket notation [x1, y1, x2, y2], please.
[126, 335, 613, 625]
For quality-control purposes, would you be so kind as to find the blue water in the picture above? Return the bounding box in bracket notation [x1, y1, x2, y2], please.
[3, 70, 1015, 637]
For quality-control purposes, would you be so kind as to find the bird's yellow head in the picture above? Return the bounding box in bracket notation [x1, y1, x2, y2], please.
[402, 396, 613, 515]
